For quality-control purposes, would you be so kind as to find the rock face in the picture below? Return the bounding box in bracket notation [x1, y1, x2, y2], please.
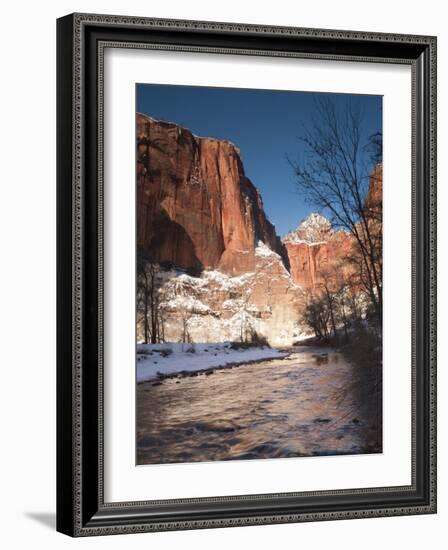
[284, 217, 353, 292]
[283, 165, 382, 293]
[137, 113, 287, 275]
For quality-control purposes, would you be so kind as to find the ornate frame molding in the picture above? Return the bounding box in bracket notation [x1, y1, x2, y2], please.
[57, 13, 437, 536]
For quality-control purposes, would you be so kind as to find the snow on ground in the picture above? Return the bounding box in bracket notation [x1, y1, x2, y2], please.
[137, 342, 288, 383]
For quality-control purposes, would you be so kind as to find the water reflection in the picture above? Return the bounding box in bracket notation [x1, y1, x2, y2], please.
[137, 348, 382, 465]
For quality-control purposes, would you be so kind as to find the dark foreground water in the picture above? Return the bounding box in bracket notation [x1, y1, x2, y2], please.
[137, 348, 382, 465]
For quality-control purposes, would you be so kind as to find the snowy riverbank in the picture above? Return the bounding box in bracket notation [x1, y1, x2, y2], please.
[137, 342, 289, 383]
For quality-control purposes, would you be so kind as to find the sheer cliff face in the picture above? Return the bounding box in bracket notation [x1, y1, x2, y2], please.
[284, 231, 354, 292]
[137, 113, 286, 275]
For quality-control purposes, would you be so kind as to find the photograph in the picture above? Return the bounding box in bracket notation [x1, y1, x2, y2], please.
[135, 84, 383, 465]
[54, 8, 437, 538]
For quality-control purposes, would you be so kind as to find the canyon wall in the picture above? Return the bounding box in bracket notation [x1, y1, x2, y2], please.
[284, 226, 354, 292]
[137, 113, 287, 276]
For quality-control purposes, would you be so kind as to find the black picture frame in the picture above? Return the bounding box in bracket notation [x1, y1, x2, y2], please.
[57, 13, 437, 536]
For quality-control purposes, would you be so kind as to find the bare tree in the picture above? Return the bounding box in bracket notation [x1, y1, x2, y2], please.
[179, 309, 192, 344]
[238, 288, 255, 343]
[336, 284, 351, 344]
[136, 251, 164, 344]
[289, 98, 382, 325]
[321, 272, 339, 344]
[365, 131, 383, 165]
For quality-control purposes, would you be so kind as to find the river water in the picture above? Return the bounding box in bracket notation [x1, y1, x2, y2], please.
[137, 348, 382, 465]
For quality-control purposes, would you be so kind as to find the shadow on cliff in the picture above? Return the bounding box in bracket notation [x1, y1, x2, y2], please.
[141, 207, 204, 276]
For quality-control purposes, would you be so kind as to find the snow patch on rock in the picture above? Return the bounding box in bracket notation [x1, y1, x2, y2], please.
[255, 240, 281, 258]
[283, 212, 333, 244]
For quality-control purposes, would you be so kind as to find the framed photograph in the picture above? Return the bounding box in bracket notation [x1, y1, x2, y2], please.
[57, 13, 437, 536]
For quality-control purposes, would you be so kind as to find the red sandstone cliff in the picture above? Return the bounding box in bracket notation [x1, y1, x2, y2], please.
[283, 167, 382, 292]
[137, 113, 287, 275]
[284, 223, 353, 292]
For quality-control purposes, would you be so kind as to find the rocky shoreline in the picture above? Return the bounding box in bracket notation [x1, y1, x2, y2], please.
[143, 352, 292, 386]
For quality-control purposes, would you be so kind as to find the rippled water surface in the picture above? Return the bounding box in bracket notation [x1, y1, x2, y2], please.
[137, 348, 382, 464]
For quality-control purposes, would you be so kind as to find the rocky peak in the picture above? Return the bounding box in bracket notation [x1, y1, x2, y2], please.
[283, 213, 333, 245]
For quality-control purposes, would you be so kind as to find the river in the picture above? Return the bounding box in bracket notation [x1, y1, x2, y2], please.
[137, 347, 382, 465]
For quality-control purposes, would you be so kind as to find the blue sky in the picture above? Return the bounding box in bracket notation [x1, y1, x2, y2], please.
[137, 84, 382, 237]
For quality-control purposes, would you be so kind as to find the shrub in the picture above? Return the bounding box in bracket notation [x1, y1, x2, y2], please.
[229, 337, 270, 351]
[250, 331, 270, 347]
